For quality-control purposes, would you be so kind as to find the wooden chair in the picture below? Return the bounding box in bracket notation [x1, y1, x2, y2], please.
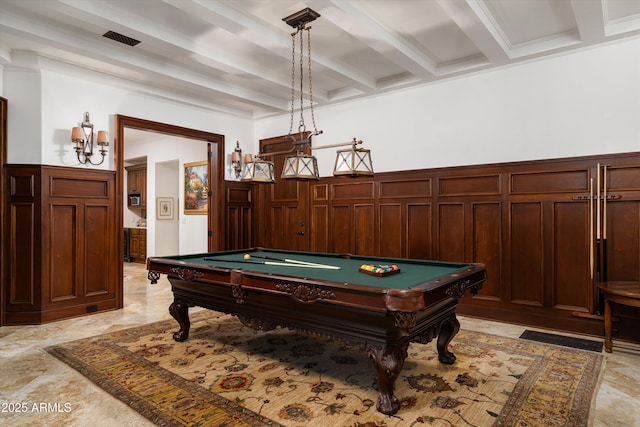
[597, 281, 640, 352]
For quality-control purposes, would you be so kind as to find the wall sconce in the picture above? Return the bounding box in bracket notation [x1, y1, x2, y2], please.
[71, 112, 109, 165]
[231, 141, 242, 178]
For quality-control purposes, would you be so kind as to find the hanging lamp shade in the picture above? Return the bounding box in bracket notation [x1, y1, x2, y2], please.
[281, 153, 319, 180]
[333, 146, 374, 177]
[241, 158, 276, 183]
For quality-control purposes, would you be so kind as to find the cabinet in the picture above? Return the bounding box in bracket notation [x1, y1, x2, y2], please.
[129, 228, 147, 263]
[126, 164, 147, 207]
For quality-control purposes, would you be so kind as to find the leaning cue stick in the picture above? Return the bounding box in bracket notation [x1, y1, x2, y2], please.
[589, 177, 594, 282]
[602, 165, 608, 284]
[247, 254, 334, 268]
[204, 258, 341, 270]
[594, 163, 603, 314]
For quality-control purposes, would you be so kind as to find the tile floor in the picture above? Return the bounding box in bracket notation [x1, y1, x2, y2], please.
[1, 262, 639, 426]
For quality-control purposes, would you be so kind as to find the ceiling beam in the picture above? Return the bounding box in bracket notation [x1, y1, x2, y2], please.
[436, 0, 510, 63]
[315, 0, 439, 80]
[0, 3, 288, 112]
[171, 0, 377, 94]
[570, 0, 605, 42]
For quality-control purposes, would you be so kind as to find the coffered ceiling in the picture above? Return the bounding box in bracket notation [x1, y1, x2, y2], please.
[1, 0, 640, 118]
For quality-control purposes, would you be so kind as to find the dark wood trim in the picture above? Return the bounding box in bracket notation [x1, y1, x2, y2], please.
[0, 96, 6, 325]
[114, 115, 226, 260]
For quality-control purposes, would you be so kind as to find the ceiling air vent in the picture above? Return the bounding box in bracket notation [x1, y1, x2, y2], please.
[102, 30, 140, 47]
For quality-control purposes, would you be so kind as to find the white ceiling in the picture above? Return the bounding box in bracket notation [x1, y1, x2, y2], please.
[2, 0, 640, 119]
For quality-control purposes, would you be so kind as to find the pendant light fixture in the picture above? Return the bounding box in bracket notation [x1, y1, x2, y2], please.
[241, 8, 373, 183]
[280, 8, 322, 180]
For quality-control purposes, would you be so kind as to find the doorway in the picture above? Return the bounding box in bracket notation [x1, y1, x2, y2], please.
[0, 96, 6, 325]
[115, 115, 225, 289]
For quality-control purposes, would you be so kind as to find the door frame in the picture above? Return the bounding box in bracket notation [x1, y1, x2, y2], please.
[0, 97, 6, 325]
[114, 115, 225, 286]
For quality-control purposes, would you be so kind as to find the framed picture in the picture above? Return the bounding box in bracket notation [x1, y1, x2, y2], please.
[184, 161, 209, 215]
[156, 197, 174, 220]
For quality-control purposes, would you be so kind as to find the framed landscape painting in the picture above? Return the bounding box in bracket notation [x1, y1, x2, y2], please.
[184, 161, 209, 215]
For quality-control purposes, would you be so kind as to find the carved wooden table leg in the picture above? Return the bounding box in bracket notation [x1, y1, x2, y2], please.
[367, 342, 409, 415]
[169, 300, 191, 342]
[147, 271, 160, 284]
[436, 314, 460, 364]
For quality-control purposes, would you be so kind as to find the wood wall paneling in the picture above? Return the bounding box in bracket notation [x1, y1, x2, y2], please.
[311, 205, 329, 252]
[258, 134, 310, 251]
[606, 201, 640, 281]
[552, 201, 590, 311]
[379, 179, 431, 198]
[331, 205, 351, 254]
[242, 151, 640, 343]
[8, 168, 40, 316]
[225, 182, 252, 250]
[378, 178, 432, 260]
[406, 203, 431, 260]
[509, 202, 544, 306]
[509, 169, 589, 194]
[608, 164, 640, 191]
[379, 204, 402, 258]
[50, 204, 77, 301]
[437, 203, 465, 262]
[438, 174, 500, 196]
[471, 202, 501, 301]
[85, 204, 111, 296]
[332, 181, 374, 200]
[4, 165, 119, 324]
[354, 204, 375, 255]
[10, 202, 36, 305]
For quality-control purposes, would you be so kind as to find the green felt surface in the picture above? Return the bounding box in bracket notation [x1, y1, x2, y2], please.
[161, 249, 470, 290]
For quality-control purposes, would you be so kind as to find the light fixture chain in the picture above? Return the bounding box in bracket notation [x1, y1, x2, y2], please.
[307, 27, 319, 135]
[289, 30, 297, 136]
[298, 26, 305, 134]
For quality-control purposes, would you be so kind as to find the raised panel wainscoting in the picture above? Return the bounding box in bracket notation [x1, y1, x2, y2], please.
[227, 151, 640, 345]
[3, 165, 120, 324]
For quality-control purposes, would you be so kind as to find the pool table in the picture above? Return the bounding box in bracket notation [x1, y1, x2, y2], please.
[146, 248, 486, 415]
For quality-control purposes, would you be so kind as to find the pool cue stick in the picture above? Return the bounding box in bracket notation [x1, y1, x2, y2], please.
[594, 163, 603, 314]
[602, 165, 608, 283]
[246, 254, 337, 269]
[204, 258, 341, 270]
[598, 165, 608, 315]
[589, 178, 594, 282]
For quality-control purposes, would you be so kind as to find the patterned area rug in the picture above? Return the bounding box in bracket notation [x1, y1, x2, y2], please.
[46, 311, 603, 427]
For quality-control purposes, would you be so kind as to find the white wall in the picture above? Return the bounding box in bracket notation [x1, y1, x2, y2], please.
[255, 37, 640, 176]
[125, 133, 209, 256]
[154, 160, 180, 257]
[4, 69, 255, 179]
[6, 38, 640, 177]
[5, 69, 42, 164]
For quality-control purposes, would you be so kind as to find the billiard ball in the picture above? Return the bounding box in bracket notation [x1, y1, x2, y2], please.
[243, 253, 251, 260]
